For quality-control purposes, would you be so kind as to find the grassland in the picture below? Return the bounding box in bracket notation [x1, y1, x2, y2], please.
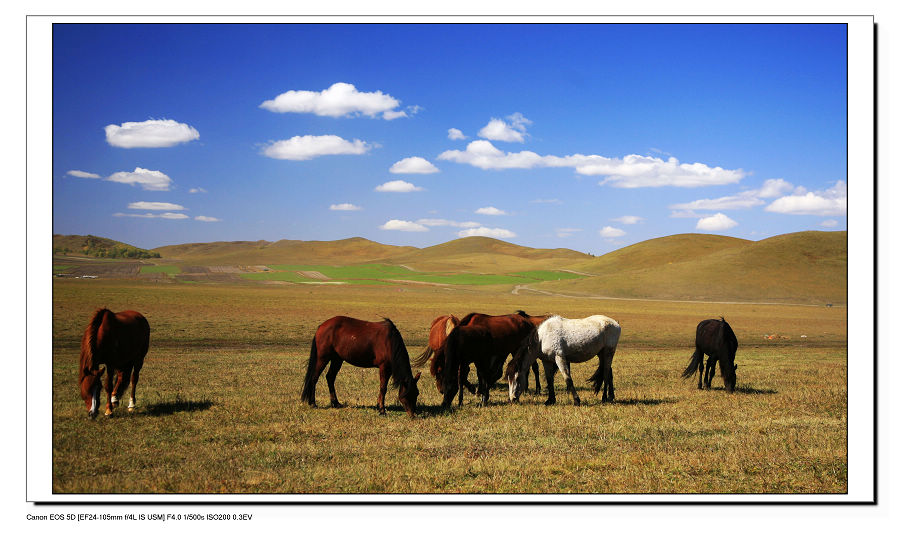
[50, 278, 847, 494]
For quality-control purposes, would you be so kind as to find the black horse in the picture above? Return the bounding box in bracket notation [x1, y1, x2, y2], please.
[681, 317, 738, 393]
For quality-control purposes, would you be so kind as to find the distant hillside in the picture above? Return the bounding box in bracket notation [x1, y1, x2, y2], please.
[384, 236, 592, 272]
[53, 234, 160, 259]
[154, 237, 417, 266]
[539, 231, 847, 304]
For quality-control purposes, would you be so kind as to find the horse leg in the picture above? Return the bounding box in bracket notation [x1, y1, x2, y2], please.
[697, 354, 703, 390]
[475, 363, 490, 407]
[112, 366, 132, 409]
[604, 365, 615, 403]
[541, 359, 557, 405]
[377, 365, 391, 415]
[325, 358, 344, 408]
[555, 356, 581, 406]
[103, 367, 115, 416]
[705, 358, 716, 389]
[128, 364, 141, 412]
[306, 358, 329, 407]
[531, 361, 541, 395]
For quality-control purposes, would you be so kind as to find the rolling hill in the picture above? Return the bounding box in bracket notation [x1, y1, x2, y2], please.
[538, 231, 847, 304]
[53, 231, 847, 303]
[53, 234, 160, 259]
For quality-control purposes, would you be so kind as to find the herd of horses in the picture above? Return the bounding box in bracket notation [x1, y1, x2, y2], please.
[78, 308, 739, 419]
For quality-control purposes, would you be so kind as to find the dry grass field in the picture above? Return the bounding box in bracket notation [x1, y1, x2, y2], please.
[51, 278, 847, 494]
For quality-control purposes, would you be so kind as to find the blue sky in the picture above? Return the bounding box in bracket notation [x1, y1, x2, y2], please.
[52, 23, 847, 254]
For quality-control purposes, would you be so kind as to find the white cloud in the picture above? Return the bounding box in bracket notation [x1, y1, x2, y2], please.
[113, 212, 189, 220]
[104, 119, 199, 148]
[670, 178, 800, 212]
[127, 201, 185, 211]
[417, 218, 480, 228]
[194, 216, 220, 222]
[375, 180, 423, 192]
[189, 187, 207, 194]
[670, 191, 764, 211]
[669, 210, 702, 219]
[259, 82, 405, 120]
[475, 206, 507, 216]
[556, 228, 582, 238]
[599, 226, 626, 238]
[457, 226, 517, 238]
[612, 215, 643, 224]
[67, 170, 101, 179]
[448, 128, 466, 140]
[107, 167, 173, 191]
[389, 156, 439, 174]
[330, 203, 362, 211]
[438, 141, 745, 187]
[477, 113, 532, 143]
[756, 178, 796, 198]
[379, 219, 429, 232]
[696, 213, 738, 231]
[820, 219, 839, 228]
[262, 135, 371, 161]
[765, 181, 847, 216]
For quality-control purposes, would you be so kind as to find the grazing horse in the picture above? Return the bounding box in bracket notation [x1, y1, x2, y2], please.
[78, 308, 150, 418]
[412, 313, 543, 395]
[681, 317, 738, 393]
[506, 315, 620, 406]
[438, 311, 544, 407]
[301, 316, 421, 417]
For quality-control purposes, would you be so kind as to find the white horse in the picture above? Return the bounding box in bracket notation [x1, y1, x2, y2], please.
[506, 315, 621, 405]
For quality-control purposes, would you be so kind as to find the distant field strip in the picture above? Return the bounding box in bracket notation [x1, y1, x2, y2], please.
[260, 264, 582, 286]
[139, 265, 181, 275]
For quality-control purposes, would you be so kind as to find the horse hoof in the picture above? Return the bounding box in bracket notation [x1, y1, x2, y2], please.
[574, 399, 581, 406]
[127, 406, 135, 413]
[331, 401, 343, 408]
[544, 398, 556, 406]
[104, 410, 112, 417]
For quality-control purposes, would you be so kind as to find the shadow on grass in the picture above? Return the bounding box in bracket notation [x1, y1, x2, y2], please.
[143, 398, 214, 417]
[611, 397, 677, 406]
[707, 386, 778, 395]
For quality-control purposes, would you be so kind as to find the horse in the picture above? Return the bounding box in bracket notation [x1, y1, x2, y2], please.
[506, 315, 620, 406]
[681, 317, 738, 393]
[78, 308, 150, 418]
[301, 316, 421, 417]
[438, 310, 545, 407]
[412, 313, 542, 396]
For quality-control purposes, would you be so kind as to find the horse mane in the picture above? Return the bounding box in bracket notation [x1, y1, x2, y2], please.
[514, 310, 529, 318]
[505, 328, 539, 380]
[457, 312, 480, 326]
[383, 318, 415, 389]
[79, 308, 109, 381]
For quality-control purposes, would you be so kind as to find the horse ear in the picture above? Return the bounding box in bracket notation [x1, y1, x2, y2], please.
[414, 371, 422, 383]
[734, 364, 738, 371]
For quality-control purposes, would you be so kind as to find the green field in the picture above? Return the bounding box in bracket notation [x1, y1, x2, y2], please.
[50, 278, 847, 494]
[139, 265, 181, 275]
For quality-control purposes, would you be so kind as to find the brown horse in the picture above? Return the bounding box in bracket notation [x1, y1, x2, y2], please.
[438, 311, 546, 407]
[79, 308, 150, 418]
[301, 316, 421, 417]
[415, 313, 543, 396]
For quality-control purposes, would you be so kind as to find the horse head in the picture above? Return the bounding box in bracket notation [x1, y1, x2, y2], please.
[397, 372, 421, 418]
[725, 363, 738, 393]
[79, 367, 105, 418]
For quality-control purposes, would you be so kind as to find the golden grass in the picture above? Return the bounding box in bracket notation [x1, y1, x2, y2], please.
[51, 279, 846, 494]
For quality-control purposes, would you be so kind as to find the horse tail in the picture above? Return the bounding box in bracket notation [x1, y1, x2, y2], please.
[589, 322, 619, 394]
[300, 333, 319, 403]
[411, 345, 433, 368]
[505, 328, 538, 381]
[681, 347, 704, 379]
[383, 318, 414, 389]
[80, 308, 109, 381]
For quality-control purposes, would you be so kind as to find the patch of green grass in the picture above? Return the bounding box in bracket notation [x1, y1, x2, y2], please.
[140, 265, 181, 275]
[267, 264, 412, 279]
[510, 270, 583, 281]
[397, 273, 536, 285]
[53, 265, 74, 272]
